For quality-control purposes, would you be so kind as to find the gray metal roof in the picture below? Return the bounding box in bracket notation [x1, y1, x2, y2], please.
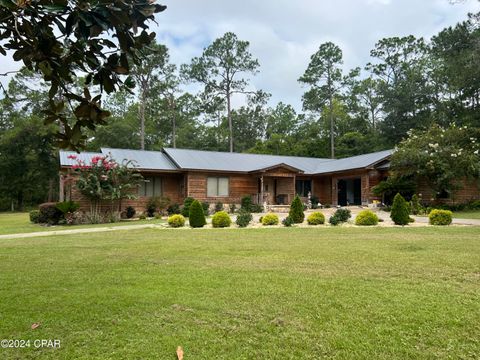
[59, 147, 392, 174]
[312, 149, 393, 174]
[101, 148, 178, 171]
[163, 148, 331, 173]
[59, 151, 102, 166]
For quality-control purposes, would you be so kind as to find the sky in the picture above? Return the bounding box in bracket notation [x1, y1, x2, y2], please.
[1, 0, 479, 111]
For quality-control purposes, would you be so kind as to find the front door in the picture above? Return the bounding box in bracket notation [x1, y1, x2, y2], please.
[338, 179, 347, 206]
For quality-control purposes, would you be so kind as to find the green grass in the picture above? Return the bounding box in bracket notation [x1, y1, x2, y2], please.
[453, 210, 480, 219]
[0, 212, 164, 235]
[0, 227, 479, 359]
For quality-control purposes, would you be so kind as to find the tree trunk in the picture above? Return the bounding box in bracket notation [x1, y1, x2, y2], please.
[227, 89, 233, 152]
[171, 97, 176, 148]
[329, 95, 335, 159]
[139, 83, 146, 150]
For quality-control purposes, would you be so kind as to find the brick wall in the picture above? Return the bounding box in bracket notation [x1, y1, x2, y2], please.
[416, 177, 480, 205]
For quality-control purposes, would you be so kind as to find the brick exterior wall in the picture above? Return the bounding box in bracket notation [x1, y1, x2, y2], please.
[416, 177, 480, 205]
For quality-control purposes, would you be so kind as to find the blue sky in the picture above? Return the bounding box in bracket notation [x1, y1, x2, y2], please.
[1, 0, 479, 111]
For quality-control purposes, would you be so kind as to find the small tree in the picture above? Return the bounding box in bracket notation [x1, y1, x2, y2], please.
[189, 200, 206, 228]
[289, 195, 305, 223]
[390, 193, 410, 225]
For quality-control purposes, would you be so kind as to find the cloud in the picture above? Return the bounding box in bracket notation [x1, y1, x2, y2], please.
[1, 0, 478, 111]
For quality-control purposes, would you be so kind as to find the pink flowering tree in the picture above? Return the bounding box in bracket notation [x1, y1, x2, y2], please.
[68, 154, 143, 220]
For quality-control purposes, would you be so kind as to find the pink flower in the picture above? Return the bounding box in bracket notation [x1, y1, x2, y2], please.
[67, 154, 77, 159]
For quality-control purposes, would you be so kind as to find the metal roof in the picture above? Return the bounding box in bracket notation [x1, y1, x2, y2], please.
[101, 148, 178, 171]
[59, 151, 102, 166]
[163, 148, 331, 173]
[59, 147, 392, 174]
[312, 150, 394, 174]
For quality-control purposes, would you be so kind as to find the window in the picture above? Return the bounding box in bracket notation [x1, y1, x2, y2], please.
[295, 179, 312, 197]
[207, 177, 229, 197]
[139, 176, 163, 197]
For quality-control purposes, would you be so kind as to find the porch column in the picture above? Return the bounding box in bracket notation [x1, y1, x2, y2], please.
[260, 175, 265, 211]
[59, 174, 65, 202]
[292, 175, 296, 204]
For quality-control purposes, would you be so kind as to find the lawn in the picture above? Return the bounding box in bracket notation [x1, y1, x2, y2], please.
[0, 227, 479, 359]
[0, 212, 164, 235]
[453, 210, 480, 220]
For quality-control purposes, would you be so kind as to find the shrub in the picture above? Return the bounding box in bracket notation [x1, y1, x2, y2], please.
[215, 202, 224, 213]
[282, 216, 294, 227]
[202, 201, 210, 215]
[250, 204, 264, 213]
[236, 211, 252, 227]
[329, 215, 341, 226]
[125, 206, 136, 219]
[334, 208, 351, 222]
[307, 212, 325, 225]
[189, 200, 206, 228]
[29, 210, 41, 223]
[261, 213, 279, 226]
[168, 214, 185, 228]
[241, 196, 253, 211]
[289, 195, 305, 223]
[139, 213, 147, 220]
[468, 200, 480, 210]
[154, 213, 162, 220]
[56, 201, 80, 215]
[181, 197, 195, 217]
[310, 196, 320, 209]
[146, 197, 158, 217]
[229, 204, 237, 214]
[38, 202, 63, 225]
[167, 203, 181, 215]
[429, 209, 453, 226]
[212, 211, 232, 228]
[410, 194, 422, 215]
[390, 193, 410, 225]
[355, 210, 379, 226]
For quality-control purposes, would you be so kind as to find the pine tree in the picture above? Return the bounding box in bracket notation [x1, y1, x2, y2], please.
[390, 193, 410, 225]
[189, 200, 206, 228]
[289, 195, 305, 223]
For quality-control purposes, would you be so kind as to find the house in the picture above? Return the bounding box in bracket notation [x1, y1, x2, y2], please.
[59, 147, 394, 211]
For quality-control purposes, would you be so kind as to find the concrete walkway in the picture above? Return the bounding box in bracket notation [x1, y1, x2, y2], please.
[0, 223, 166, 240]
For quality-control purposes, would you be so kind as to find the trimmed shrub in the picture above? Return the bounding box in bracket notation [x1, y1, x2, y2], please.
[146, 197, 158, 217]
[334, 208, 351, 222]
[181, 197, 195, 217]
[355, 210, 379, 226]
[167, 203, 181, 215]
[241, 196, 253, 211]
[215, 202, 224, 213]
[236, 211, 252, 228]
[261, 213, 279, 226]
[139, 213, 147, 220]
[189, 200, 206, 228]
[125, 206, 136, 219]
[307, 212, 325, 225]
[202, 201, 210, 215]
[310, 196, 320, 209]
[250, 204, 264, 213]
[168, 214, 185, 228]
[282, 216, 294, 227]
[289, 195, 305, 223]
[212, 211, 231, 228]
[38, 202, 63, 225]
[329, 215, 341, 226]
[429, 209, 452, 226]
[410, 194, 422, 215]
[29, 210, 41, 223]
[390, 193, 410, 225]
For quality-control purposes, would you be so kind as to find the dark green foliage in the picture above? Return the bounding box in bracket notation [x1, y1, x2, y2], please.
[241, 196, 253, 212]
[38, 202, 63, 225]
[282, 216, 294, 227]
[212, 211, 232, 228]
[139, 214, 147, 220]
[125, 206, 136, 219]
[307, 212, 325, 225]
[202, 202, 210, 215]
[189, 200, 206, 228]
[429, 209, 453, 226]
[56, 201, 80, 215]
[329, 216, 341, 226]
[167, 203, 181, 215]
[215, 202, 224, 212]
[372, 176, 416, 204]
[235, 211, 252, 228]
[390, 193, 411, 225]
[355, 210, 379, 226]
[29, 210, 40, 223]
[250, 204, 264, 213]
[410, 194, 423, 215]
[334, 208, 351, 222]
[229, 204, 237, 214]
[310, 196, 320, 209]
[182, 197, 195, 217]
[289, 195, 305, 223]
[0, 0, 166, 149]
[146, 198, 158, 217]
